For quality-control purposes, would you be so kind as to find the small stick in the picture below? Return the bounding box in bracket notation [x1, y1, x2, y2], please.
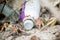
[40, 18, 56, 31]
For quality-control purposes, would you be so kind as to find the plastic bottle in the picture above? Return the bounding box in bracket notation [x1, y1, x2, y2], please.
[20, 0, 40, 30]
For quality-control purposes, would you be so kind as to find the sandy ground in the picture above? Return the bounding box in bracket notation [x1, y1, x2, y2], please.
[1, 25, 59, 40]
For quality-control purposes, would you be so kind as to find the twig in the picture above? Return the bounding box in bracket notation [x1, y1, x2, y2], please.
[40, 18, 56, 31]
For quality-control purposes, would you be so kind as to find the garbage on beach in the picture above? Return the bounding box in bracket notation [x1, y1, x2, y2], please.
[20, 0, 40, 30]
[0, 0, 60, 40]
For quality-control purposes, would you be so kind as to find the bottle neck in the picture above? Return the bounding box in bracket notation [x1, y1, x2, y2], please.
[23, 16, 35, 23]
[23, 16, 35, 30]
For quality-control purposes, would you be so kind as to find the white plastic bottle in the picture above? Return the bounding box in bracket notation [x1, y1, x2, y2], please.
[20, 0, 40, 30]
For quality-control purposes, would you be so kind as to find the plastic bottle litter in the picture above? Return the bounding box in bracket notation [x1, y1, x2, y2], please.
[20, 0, 40, 30]
[0, 4, 20, 21]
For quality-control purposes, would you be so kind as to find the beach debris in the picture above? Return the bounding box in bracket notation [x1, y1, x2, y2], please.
[20, 0, 40, 30]
[40, 17, 57, 31]
[0, 22, 26, 36]
[0, 0, 60, 40]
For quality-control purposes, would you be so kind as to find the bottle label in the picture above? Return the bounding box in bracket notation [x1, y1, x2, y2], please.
[20, 0, 40, 21]
[20, 0, 26, 21]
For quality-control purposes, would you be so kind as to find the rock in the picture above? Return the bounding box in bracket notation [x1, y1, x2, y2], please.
[30, 35, 40, 40]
